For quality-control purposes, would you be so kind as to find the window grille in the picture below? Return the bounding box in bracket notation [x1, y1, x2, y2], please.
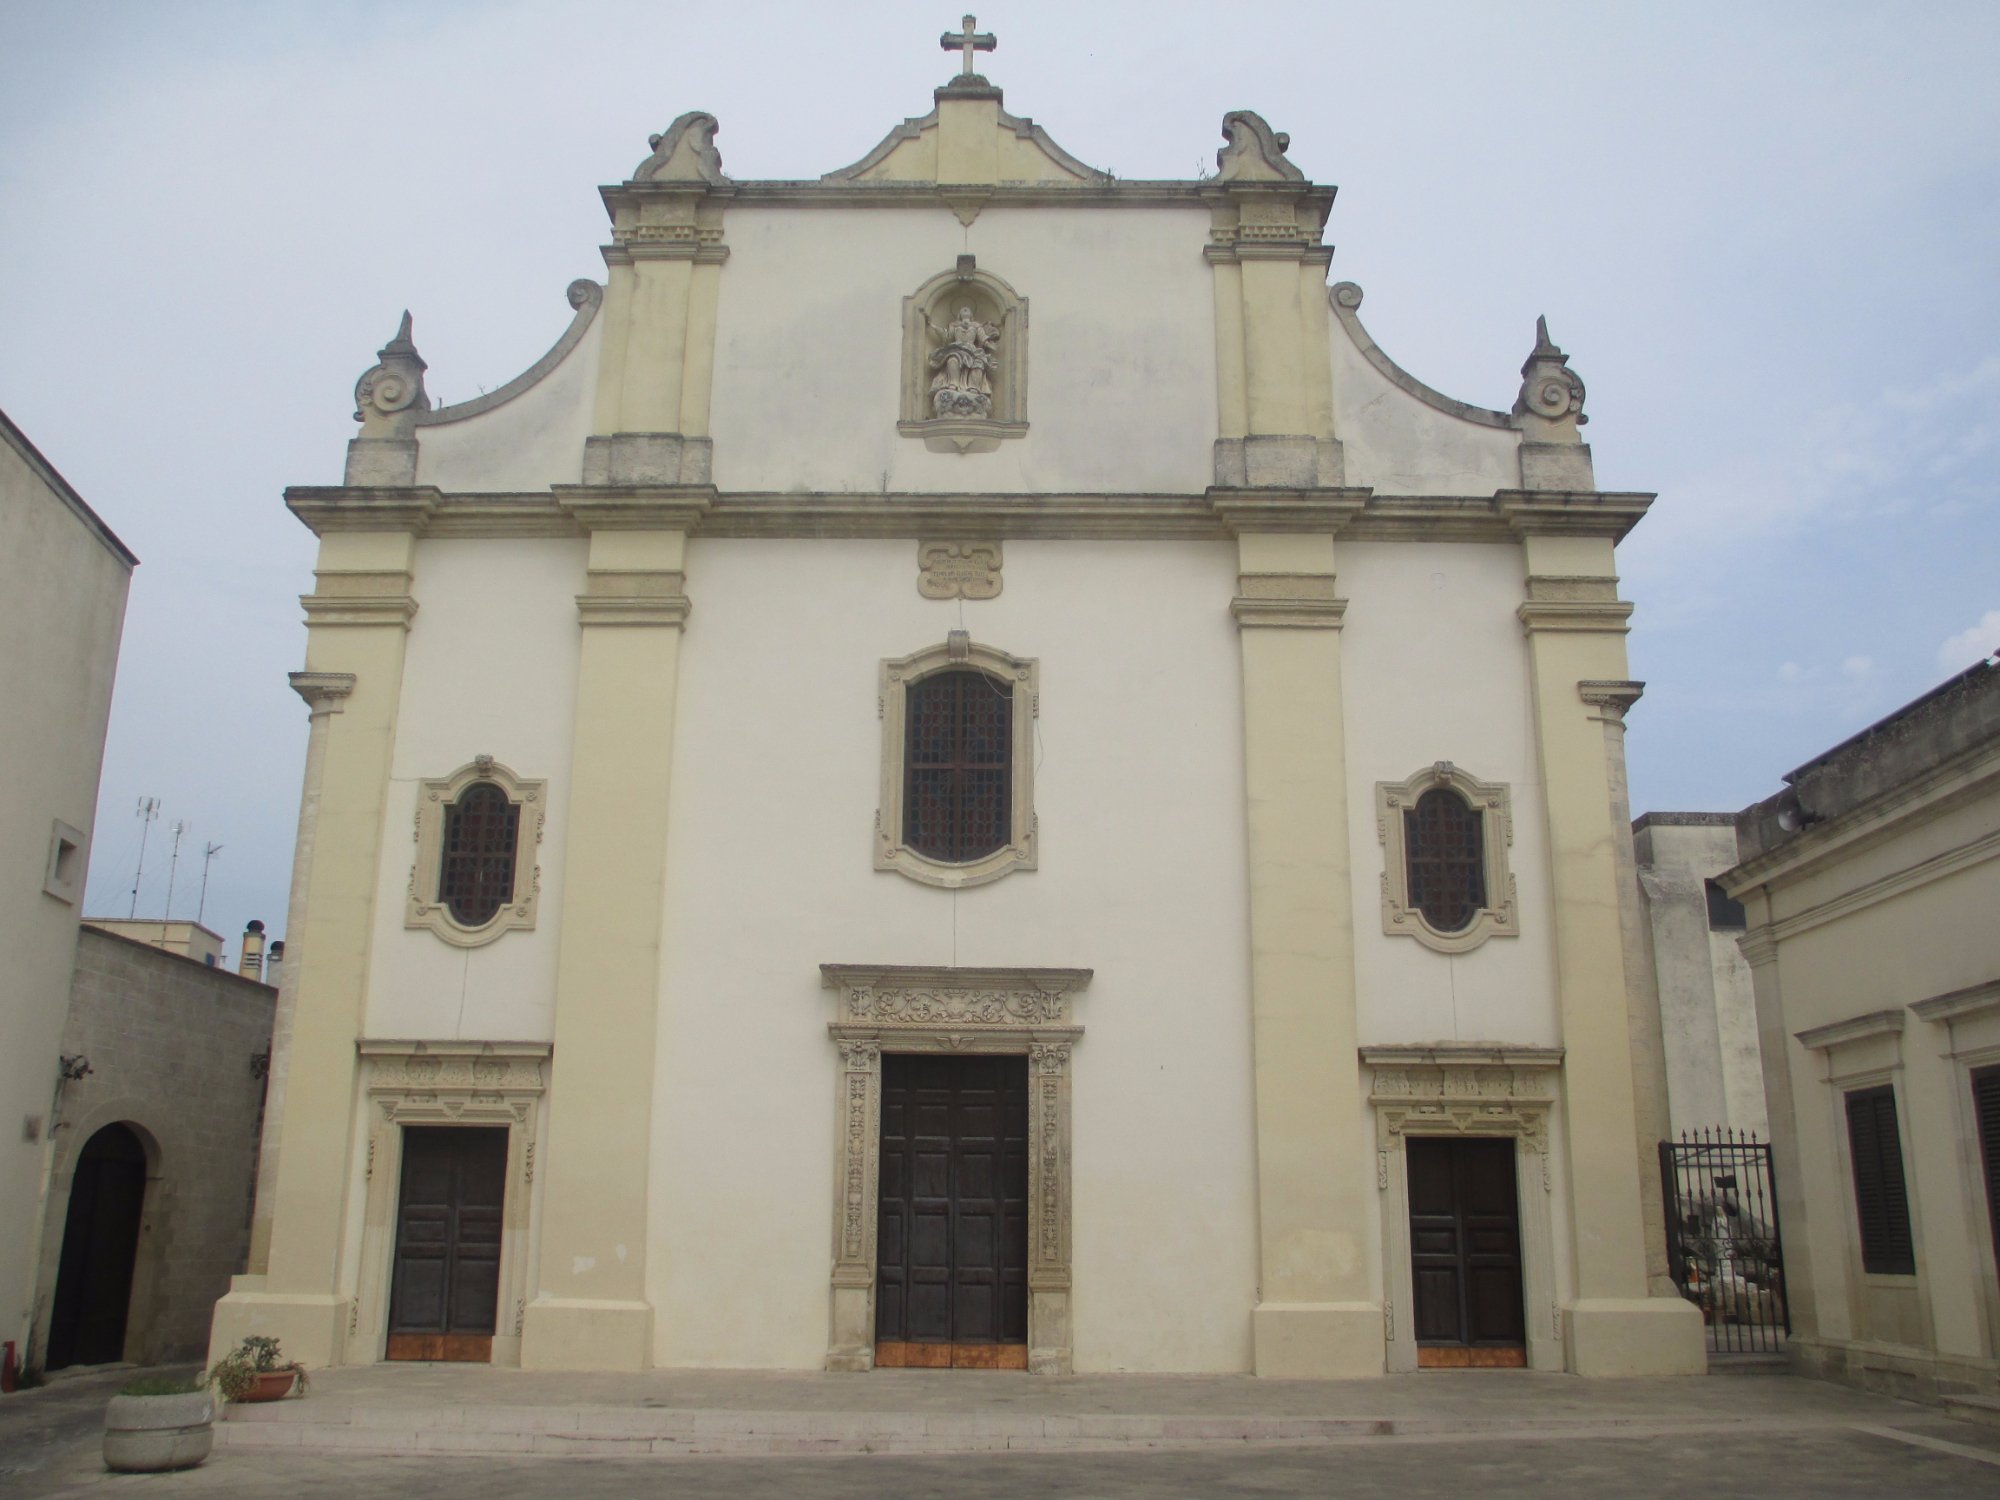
[438, 782, 519, 927]
[1404, 789, 1486, 933]
[904, 670, 1011, 863]
[1976, 1068, 2000, 1281]
[1844, 1085, 1915, 1276]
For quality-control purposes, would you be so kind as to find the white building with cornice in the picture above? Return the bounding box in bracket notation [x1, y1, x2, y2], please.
[212, 23, 1703, 1380]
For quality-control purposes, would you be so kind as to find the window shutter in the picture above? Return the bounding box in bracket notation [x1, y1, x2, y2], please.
[1974, 1068, 2000, 1283]
[1844, 1087, 1915, 1276]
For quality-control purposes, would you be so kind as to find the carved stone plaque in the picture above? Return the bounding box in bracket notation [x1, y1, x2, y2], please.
[918, 541, 1002, 600]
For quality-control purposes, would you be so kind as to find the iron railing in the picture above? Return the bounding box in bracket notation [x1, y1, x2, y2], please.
[1660, 1129, 1790, 1354]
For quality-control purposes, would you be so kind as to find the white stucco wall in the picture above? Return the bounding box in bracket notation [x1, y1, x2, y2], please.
[361, 538, 587, 1043]
[0, 426, 131, 1356]
[413, 319, 603, 493]
[708, 205, 1218, 495]
[649, 537, 1258, 1372]
[1330, 329, 1522, 496]
[1337, 541, 1561, 1049]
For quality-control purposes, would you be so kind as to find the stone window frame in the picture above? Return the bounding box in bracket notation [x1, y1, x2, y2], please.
[349, 1040, 550, 1367]
[821, 964, 1089, 1375]
[1375, 762, 1520, 954]
[1795, 1011, 1920, 1288]
[1364, 1045, 1565, 1373]
[1910, 981, 2000, 1328]
[876, 635, 1037, 889]
[406, 756, 545, 947]
[897, 260, 1029, 454]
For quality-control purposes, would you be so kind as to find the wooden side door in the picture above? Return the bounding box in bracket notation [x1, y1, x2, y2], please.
[1408, 1136, 1526, 1366]
[876, 1054, 1029, 1368]
[386, 1126, 507, 1361]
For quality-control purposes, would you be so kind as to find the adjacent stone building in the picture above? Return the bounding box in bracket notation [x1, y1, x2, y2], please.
[1725, 658, 2000, 1401]
[0, 409, 134, 1370]
[29, 926, 276, 1370]
[213, 25, 1702, 1379]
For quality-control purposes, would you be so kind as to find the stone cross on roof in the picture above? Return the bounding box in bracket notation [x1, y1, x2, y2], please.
[941, 14, 996, 77]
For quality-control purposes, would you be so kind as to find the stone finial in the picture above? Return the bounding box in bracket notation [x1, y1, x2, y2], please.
[1512, 315, 1588, 437]
[352, 311, 430, 437]
[633, 111, 727, 184]
[1214, 110, 1304, 183]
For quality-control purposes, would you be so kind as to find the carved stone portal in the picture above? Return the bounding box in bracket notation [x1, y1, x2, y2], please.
[821, 965, 1089, 1375]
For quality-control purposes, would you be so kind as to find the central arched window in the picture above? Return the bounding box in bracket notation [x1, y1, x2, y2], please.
[1404, 788, 1487, 933]
[905, 669, 1013, 863]
[407, 756, 545, 946]
[439, 781, 521, 926]
[878, 636, 1038, 889]
[1376, 762, 1519, 953]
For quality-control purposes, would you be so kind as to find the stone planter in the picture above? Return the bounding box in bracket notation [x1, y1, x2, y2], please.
[103, 1390, 214, 1473]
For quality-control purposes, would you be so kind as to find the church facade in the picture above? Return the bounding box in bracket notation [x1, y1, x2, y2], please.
[212, 28, 1703, 1379]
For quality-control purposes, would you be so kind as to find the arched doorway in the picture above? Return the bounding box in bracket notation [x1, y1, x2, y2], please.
[46, 1123, 149, 1369]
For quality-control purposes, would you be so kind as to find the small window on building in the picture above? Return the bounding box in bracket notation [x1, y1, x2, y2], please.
[877, 636, 1037, 889]
[407, 757, 544, 946]
[1376, 763, 1519, 953]
[43, 819, 85, 904]
[1705, 878, 1747, 930]
[1844, 1085, 1916, 1276]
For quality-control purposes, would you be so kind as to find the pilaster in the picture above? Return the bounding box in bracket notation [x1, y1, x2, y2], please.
[211, 530, 419, 1368]
[1229, 525, 1382, 1377]
[1516, 534, 1704, 1375]
[519, 521, 692, 1371]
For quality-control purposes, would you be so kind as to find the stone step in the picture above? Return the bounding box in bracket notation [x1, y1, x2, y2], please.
[1942, 1393, 2000, 1429]
[215, 1402, 1836, 1460]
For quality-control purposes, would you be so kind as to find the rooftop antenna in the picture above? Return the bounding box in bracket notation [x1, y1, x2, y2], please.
[196, 842, 224, 927]
[161, 819, 189, 927]
[128, 797, 160, 918]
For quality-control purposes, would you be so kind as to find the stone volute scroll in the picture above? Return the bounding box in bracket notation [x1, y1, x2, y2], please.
[1213, 109, 1305, 183]
[346, 312, 431, 485]
[1511, 316, 1596, 491]
[632, 111, 729, 184]
[900, 256, 1028, 454]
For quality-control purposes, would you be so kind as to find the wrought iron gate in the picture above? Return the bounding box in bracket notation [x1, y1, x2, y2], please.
[1660, 1129, 1790, 1353]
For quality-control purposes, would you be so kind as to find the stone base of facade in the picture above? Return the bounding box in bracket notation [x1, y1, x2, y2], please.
[1790, 1333, 2000, 1406]
[1251, 1301, 1386, 1379]
[519, 1296, 654, 1371]
[1563, 1297, 1706, 1376]
[206, 1278, 349, 1369]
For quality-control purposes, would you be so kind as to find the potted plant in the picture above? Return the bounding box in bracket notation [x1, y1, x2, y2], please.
[209, 1336, 309, 1404]
[104, 1372, 213, 1473]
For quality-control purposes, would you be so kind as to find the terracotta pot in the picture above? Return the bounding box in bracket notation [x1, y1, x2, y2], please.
[103, 1390, 214, 1473]
[236, 1369, 298, 1402]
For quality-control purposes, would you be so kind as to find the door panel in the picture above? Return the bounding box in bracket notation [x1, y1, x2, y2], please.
[877, 1054, 1029, 1358]
[1408, 1136, 1526, 1359]
[387, 1126, 508, 1361]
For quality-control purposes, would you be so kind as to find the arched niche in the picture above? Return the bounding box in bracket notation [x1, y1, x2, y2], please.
[898, 261, 1028, 454]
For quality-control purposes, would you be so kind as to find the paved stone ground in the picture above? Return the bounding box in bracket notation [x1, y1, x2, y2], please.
[6, 1365, 1999, 1498]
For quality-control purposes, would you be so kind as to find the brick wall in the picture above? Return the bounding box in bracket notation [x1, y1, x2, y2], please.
[33, 928, 275, 1366]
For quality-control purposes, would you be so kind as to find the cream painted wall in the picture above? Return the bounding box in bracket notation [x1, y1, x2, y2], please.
[1330, 331, 1521, 496]
[361, 538, 587, 1043]
[1337, 541, 1561, 1049]
[648, 537, 1259, 1372]
[0, 428, 131, 1357]
[413, 320, 603, 493]
[708, 206, 1218, 495]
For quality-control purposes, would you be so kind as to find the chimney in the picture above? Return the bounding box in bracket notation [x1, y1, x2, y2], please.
[239, 920, 266, 980]
[264, 939, 285, 991]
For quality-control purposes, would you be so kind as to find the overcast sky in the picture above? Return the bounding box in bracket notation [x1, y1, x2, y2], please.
[4, 1, 1997, 959]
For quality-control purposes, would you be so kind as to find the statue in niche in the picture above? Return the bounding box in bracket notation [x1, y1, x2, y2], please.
[927, 305, 1003, 419]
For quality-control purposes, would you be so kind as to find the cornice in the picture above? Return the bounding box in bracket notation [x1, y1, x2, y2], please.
[1495, 491, 1653, 541]
[1795, 1009, 1905, 1053]
[283, 485, 1658, 545]
[1360, 1044, 1565, 1069]
[1910, 979, 2000, 1028]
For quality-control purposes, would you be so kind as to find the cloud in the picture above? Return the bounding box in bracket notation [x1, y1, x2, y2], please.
[1939, 609, 2000, 670]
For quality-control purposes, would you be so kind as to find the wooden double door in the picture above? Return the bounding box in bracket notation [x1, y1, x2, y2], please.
[1408, 1136, 1527, 1367]
[386, 1126, 506, 1362]
[875, 1054, 1030, 1368]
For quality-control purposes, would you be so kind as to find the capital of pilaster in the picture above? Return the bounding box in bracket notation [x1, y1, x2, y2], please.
[289, 671, 357, 716]
[1495, 490, 1652, 543]
[286, 487, 441, 538]
[554, 486, 713, 533]
[1579, 679, 1644, 723]
[1211, 488, 1368, 534]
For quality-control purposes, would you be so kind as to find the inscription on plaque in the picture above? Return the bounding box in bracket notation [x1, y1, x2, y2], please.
[918, 541, 1003, 600]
